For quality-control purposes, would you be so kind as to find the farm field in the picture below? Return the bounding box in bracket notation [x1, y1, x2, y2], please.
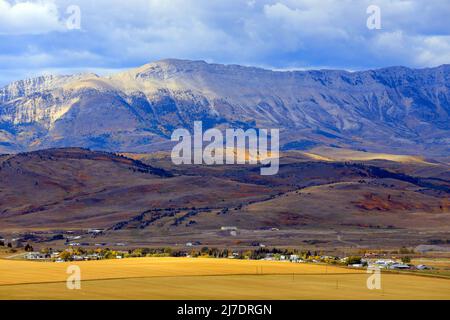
[0, 258, 449, 300]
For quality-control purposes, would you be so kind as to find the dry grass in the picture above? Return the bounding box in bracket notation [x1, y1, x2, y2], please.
[305, 147, 433, 164]
[0, 257, 449, 300]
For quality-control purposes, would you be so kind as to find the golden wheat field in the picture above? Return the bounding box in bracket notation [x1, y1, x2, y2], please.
[0, 257, 449, 300]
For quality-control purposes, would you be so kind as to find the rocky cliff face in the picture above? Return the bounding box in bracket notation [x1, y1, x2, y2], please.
[0, 59, 449, 155]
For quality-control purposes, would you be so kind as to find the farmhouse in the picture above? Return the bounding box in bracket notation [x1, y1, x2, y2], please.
[221, 226, 238, 231]
[87, 254, 102, 260]
[416, 264, 431, 270]
[25, 252, 50, 260]
[372, 259, 396, 268]
[390, 263, 411, 270]
[88, 229, 104, 234]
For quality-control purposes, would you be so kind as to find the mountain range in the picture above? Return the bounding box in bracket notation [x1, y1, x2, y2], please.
[0, 59, 449, 156]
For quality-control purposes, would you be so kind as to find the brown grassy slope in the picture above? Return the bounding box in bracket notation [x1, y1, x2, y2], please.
[0, 148, 448, 248]
[222, 181, 450, 230]
[0, 148, 275, 230]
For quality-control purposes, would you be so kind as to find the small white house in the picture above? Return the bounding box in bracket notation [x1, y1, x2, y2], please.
[390, 263, 411, 270]
[375, 259, 395, 265]
[221, 226, 238, 231]
[25, 252, 49, 260]
[416, 264, 431, 270]
[88, 229, 104, 234]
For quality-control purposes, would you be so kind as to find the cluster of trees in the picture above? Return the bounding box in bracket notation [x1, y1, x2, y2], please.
[399, 247, 415, 254]
[45, 247, 124, 261]
[90, 246, 345, 262]
[401, 256, 411, 264]
[346, 256, 365, 265]
[50, 244, 417, 266]
[127, 247, 174, 257]
[0, 240, 13, 248]
[55, 247, 180, 261]
[189, 247, 233, 258]
[53, 246, 311, 261]
[182, 247, 335, 262]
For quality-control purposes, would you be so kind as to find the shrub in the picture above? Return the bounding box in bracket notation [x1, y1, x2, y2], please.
[401, 256, 411, 264]
[346, 256, 362, 265]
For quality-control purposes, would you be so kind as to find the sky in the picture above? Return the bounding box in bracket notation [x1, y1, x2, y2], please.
[0, 0, 449, 85]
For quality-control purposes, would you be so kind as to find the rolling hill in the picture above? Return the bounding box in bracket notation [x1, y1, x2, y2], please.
[0, 148, 448, 250]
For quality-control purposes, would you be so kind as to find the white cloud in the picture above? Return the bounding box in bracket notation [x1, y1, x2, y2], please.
[0, 0, 67, 35]
[413, 36, 450, 66]
[0, 0, 449, 85]
[369, 31, 450, 67]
